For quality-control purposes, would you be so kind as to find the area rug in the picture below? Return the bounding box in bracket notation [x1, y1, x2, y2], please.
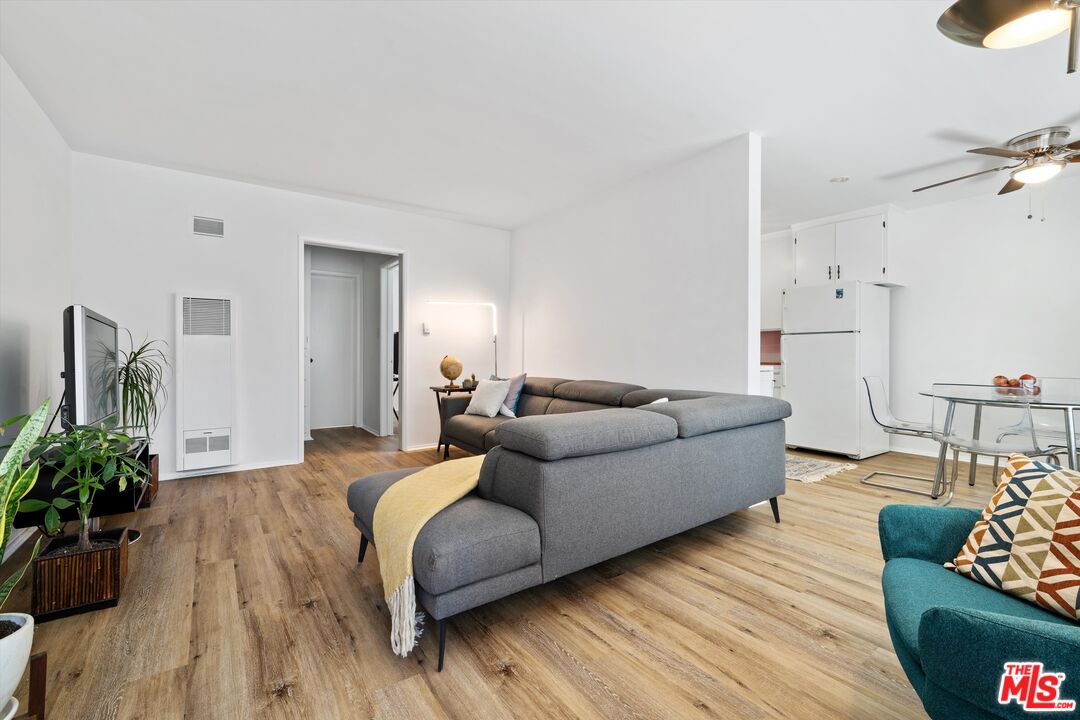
[785, 455, 857, 484]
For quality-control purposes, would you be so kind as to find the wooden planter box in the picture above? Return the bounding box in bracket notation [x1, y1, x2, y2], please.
[32, 528, 128, 622]
[139, 453, 159, 508]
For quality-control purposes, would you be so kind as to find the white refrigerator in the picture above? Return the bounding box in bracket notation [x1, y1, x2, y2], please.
[780, 281, 890, 459]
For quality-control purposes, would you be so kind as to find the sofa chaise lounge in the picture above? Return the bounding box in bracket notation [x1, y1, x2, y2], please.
[347, 378, 791, 669]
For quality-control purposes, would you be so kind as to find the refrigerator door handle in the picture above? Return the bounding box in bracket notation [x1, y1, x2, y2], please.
[782, 331, 858, 336]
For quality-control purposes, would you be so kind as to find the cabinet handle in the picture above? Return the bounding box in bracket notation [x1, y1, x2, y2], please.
[827, 266, 831, 279]
[837, 264, 841, 279]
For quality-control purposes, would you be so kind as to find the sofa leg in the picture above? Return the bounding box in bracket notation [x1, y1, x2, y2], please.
[769, 497, 780, 524]
[443, 443, 450, 460]
[357, 535, 369, 564]
[437, 618, 447, 672]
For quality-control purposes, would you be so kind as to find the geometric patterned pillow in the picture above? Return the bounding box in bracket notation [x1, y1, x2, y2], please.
[946, 453, 1080, 622]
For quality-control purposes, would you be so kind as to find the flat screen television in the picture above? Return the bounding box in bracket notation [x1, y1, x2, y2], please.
[15, 305, 145, 531]
[62, 305, 120, 429]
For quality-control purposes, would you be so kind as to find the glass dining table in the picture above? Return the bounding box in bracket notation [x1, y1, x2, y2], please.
[918, 384, 1080, 498]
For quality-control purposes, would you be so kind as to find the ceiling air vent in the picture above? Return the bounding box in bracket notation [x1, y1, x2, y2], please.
[193, 216, 225, 238]
[183, 297, 232, 336]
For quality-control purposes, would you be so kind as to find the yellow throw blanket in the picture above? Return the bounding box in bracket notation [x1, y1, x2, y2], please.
[372, 454, 485, 657]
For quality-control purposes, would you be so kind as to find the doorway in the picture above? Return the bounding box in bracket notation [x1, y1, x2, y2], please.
[301, 240, 404, 456]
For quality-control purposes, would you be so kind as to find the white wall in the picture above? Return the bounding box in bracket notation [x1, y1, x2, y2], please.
[884, 175, 1080, 456]
[70, 153, 510, 477]
[508, 133, 762, 392]
[0, 55, 71, 423]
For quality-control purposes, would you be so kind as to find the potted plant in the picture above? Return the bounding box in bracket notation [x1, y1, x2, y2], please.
[0, 400, 48, 713]
[22, 422, 145, 621]
[118, 332, 168, 507]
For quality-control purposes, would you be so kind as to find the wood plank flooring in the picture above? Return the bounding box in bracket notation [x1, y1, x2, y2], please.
[4, 429, 993, 720]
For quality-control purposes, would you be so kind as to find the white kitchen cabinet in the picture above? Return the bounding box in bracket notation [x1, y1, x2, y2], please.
[835, 215, 885, 283]
[792, 224, 836, 287]
[791, 207, 906, 287]
[761, 231, 793, 330]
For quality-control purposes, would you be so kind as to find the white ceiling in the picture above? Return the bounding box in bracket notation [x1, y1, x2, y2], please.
[1, 1, 1077, 232]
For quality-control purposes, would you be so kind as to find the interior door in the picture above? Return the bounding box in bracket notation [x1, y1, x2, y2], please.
[793, 224, 835, 287]
[834, 215, 884, 283]
[310, 273, 356, 429]
[781, 332, 858, 455]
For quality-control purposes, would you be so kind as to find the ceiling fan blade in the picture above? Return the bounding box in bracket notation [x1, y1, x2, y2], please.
[912, 164, 1016, 192]
[1067, 139, 1080, 150]
[998, 178, 1024, 195]
[967, 147, 1030, 159]
[1057, 111, 1080, 127]
[880, 156, 970, 181]
[933, 128, 1000, 146]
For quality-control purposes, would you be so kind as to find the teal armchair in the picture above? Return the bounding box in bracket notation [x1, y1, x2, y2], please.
[879, 505, 1080, 720]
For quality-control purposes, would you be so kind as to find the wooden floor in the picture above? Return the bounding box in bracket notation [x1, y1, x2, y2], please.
[4, 429, 994, 720]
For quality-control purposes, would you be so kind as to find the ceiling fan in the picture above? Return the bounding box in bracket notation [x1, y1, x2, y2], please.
[937, 0, 1080, 74]
[912, 126, 1080, 194]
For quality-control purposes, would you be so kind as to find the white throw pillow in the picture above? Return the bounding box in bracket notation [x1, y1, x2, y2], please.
[465, 379, 511, 418]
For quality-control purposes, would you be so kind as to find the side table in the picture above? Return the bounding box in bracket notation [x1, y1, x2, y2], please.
[430, 385, 476, 456]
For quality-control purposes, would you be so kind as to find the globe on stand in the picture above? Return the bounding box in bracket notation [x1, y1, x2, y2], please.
[440, 355, 463, 389]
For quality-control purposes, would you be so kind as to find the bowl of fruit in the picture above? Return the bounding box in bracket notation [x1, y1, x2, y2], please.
[992, 374, 1040, 396]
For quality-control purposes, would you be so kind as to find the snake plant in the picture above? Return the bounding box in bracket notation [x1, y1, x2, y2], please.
[0, 400, 49, 609]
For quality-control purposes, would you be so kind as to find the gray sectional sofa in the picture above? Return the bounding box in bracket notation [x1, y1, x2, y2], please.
[347, 377, 791, 670]
[438, 376, 728, 457]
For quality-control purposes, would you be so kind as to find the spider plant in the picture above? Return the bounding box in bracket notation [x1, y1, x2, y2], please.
[0, 400, 49, 609]
[118, 331, 169, 442]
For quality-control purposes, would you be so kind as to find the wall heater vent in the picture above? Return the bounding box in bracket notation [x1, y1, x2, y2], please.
[193, 216, 225, 238]
[176, 294, 235, 471]
[183, 297, 231, 336]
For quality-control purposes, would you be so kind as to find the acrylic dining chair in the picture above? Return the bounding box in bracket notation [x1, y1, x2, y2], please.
[860, 376, 941, 497]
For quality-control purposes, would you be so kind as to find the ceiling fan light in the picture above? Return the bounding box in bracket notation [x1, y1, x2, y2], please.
[983, 8, 1072, 48]
[1012, 160, 1066, 184]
